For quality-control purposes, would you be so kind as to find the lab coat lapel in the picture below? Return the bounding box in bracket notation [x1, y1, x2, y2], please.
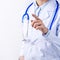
[46, 0, 57, 30]
[41, 0, 57, 28]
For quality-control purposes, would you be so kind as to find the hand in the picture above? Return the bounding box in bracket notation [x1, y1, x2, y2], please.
[31, 14, 48, 34]
[19, 56, 24, 60]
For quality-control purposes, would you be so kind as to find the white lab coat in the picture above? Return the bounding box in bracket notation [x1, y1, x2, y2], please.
[20, 0, 60, 60]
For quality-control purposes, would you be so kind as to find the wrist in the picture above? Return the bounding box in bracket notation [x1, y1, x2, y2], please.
[42, 27, 48, 35]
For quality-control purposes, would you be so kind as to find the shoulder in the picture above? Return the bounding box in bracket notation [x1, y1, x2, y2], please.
[21, 1, 33, 14]
[56, 4, 60, 24]
[57, 4, 60, 17]
[23, 0, 34, 8]
[58, 3, 60, 12]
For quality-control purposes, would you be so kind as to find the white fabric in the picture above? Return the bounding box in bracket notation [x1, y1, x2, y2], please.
[20, 0, 60, 60]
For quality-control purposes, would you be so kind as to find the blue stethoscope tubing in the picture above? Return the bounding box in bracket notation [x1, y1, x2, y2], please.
[22, 2, 33, 22]
[49, 1, 59, 30]
[22, 0, 59, 30]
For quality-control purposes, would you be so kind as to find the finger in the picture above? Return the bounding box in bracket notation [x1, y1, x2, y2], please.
[31, 20, 41, 27]
[33, 22, 42, 28]
[32, 14, 40, 20]
[35, 25, 43, 31]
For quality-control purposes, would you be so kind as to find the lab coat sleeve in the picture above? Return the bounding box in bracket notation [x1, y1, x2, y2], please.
[19, 21, 29, 56]
[19, 20, 26, 56]
[20, 38, 30, 56]
[19, 40, 25, 56]
[43, 18, 60, 46]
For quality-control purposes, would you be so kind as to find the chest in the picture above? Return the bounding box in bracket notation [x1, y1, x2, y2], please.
[23, 4, 58, 40]
[28, 6, 55, 33]
[28, 5, 55, 28]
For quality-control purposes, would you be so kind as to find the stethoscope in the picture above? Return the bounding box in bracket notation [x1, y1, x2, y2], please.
[22, 1, 59, 41]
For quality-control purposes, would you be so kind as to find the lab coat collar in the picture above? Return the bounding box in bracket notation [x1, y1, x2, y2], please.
[45, 0, 57, 12]
[33, 0, 56, 12]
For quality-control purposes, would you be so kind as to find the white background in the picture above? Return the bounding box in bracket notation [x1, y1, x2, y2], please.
[0, 0, 60, 60]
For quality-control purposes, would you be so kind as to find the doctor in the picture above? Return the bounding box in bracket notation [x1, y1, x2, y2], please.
[19, 0, 60, 60]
